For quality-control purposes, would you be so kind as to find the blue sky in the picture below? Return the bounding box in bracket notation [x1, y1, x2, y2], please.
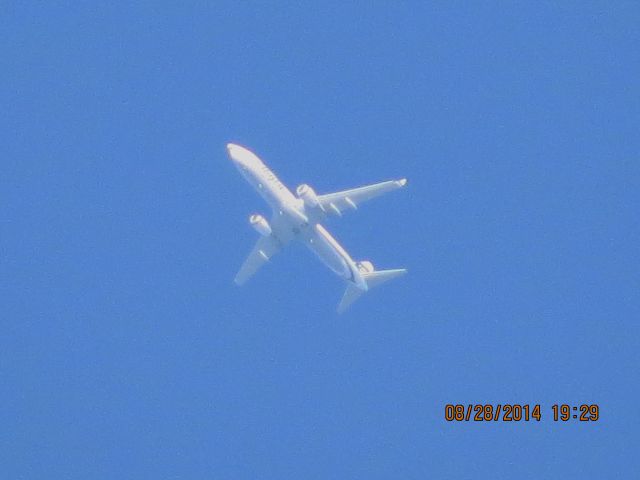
[2, 2, 639, 478]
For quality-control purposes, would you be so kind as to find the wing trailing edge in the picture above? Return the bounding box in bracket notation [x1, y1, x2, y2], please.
[318, 179, 407, 217]
[234, 235, 282, 286]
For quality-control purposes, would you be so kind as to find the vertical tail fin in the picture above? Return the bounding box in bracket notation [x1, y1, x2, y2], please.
[337, 268, 407, 313]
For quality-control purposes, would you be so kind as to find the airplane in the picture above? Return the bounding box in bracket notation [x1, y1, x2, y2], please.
[227, 143, 407, 313]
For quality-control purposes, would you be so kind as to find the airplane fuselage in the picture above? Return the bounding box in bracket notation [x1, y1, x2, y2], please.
[228, 143, 367, 290]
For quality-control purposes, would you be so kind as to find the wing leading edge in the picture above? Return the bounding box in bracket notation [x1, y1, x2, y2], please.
[234, 234, 282, 285]
[317, 179, 407, 216]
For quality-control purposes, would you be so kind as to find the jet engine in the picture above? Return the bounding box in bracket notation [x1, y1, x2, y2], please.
[249, 214, 272, 236]
[357, 261, 374, 274]
[296, 184, 320, 208]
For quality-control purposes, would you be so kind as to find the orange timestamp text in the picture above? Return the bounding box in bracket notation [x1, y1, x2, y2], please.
[444, 404, 600, 422]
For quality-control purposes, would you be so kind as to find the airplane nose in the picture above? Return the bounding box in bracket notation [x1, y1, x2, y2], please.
[226, 143, 259, 170]
[227, 143, 242, 165]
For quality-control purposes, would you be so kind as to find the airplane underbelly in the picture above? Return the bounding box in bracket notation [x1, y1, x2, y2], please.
[304, 225, 351, 279]
[248, 171, 296, 208]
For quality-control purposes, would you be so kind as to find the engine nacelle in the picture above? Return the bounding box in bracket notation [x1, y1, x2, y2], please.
[296, 183, 320, 208]
[357, 261, 374, 274]
[249, 214, 272, 236]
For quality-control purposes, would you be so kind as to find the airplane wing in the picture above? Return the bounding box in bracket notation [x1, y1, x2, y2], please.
[234, 234, 283, 285]
[317, 179, 407, 216]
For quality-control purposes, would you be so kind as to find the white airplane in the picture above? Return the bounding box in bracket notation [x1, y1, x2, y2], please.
[227, 143, 407, 313]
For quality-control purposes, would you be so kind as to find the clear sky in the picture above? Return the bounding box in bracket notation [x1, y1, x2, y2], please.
[3, 2, 639, 478]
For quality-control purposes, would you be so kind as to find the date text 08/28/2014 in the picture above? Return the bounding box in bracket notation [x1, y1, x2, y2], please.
[444, 404, 599, 422]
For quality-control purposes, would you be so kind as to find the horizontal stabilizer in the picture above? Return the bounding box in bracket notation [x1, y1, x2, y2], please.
[338, 284, 366, 314]
[337, 268, 407, 313]
[362, 268, 407, 288]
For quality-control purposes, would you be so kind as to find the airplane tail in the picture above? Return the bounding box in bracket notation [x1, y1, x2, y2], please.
[337, 267, 407, 313]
